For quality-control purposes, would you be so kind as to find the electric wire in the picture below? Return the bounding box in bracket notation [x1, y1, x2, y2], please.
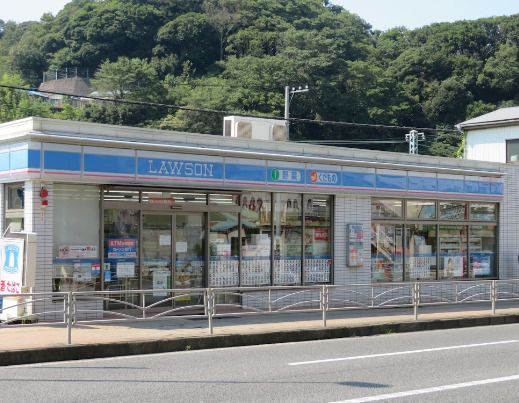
[0, 83, 462, 135]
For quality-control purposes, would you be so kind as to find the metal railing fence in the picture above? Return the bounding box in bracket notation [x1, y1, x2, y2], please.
[2, 279, 519, 345]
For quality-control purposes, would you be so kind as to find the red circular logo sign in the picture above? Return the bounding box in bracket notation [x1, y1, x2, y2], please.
[310, 171, 318, 183]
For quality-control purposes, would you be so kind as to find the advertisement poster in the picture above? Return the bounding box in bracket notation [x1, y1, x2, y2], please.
[58, 245, 97, 259]
[153, 270, 170, 297]
[116, 261, 136, 278]
[347, 224, 364, 267]
[107, 239, 137, 259]
[0, 238, 24, 295]
[444, 255, 463, 278]
[471, 252, 492, 276]
[103, 263, 112, 282]
[72, 263, 92, 283]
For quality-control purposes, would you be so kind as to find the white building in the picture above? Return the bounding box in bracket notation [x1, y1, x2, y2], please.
[0, 117, 510, 318]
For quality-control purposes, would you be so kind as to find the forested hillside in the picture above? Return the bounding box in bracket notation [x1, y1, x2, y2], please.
[1, 0, 518, 156]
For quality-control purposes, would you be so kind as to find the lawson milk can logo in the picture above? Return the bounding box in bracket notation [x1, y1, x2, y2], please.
[3, 244, 20, 274]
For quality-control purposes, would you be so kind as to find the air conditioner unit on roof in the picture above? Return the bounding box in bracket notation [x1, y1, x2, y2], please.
[223, 116, 288, 141]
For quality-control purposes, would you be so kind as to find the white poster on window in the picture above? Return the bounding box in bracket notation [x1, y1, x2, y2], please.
[58, 245, 98, 259]
[153, 270, 170, 297]
[0, 238, 24, 295]
[176, 241, 188, 253]
[116, 261, 135, 278]
[159, 235, 171, 246]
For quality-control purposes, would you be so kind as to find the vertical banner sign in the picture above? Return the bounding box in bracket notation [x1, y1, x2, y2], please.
[347, 224, 364, 267]
[0, 238, 24, 294]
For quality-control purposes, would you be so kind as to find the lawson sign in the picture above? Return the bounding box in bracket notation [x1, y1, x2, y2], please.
[0, 238, 24, 295]
[137, 157, 224, 181]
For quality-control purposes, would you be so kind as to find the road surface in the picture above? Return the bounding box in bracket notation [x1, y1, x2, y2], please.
[4, 323, 519, 402]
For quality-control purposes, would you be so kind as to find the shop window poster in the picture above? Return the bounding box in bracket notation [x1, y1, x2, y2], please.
[443, 255, 463, 278]
[471, 252, 492, 276]
[347, 224, 364, 267]
[107, 238, 137, 259]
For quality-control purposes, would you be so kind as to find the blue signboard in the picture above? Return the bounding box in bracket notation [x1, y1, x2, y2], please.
[408, 176, 438, 192]
[44, 150, 81, 172]
[343, 171, 376, 188]
[225, 163, 266, 182]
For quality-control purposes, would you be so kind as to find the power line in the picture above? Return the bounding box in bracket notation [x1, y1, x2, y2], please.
[0, 84, 462, 135]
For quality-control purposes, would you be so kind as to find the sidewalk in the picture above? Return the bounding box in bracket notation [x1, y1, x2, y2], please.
[2, 306, 519, 366]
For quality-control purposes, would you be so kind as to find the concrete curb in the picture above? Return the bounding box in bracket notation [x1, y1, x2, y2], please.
[3, 313, 519, 366]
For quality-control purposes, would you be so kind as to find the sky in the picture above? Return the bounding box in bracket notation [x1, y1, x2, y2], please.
[2, 0, 519, 31]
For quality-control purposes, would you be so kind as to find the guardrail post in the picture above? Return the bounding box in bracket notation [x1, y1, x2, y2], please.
[413, 282, 420, 320]
[491, 280, 496, 315]
[141, 292, 146, 319]
[203, 289, 208, 316]
[268, 289, 272, 313]
[321, 285, 329, 327]
[66, 292, 73, 345]
[207, 288, 214, 335]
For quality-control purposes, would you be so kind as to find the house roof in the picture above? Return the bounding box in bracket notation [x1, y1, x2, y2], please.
[458, 107, 519, 130]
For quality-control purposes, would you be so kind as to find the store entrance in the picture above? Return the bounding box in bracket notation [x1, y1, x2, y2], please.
[141, 212, 205, 308]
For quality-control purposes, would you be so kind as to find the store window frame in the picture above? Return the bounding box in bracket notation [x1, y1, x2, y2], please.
[4, 182, 25, 233]
[100, 186, 334, 288]
[506, 139, 519, 163]
[371, 197, 499, 282]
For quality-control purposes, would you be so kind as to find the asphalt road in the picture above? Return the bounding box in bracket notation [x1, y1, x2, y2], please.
[5, 323, 519, 402]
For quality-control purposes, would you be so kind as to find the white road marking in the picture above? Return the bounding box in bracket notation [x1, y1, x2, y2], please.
[288, 340, 518, 366]
[330, 374, 519, 402]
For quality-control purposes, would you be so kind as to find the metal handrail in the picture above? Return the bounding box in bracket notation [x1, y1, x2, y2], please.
[2, 279, 519, 345]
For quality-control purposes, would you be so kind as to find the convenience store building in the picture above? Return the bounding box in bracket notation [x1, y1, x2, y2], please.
[0, 117, 509, 310]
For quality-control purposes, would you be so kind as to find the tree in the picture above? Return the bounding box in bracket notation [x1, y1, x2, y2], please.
[0, 73, 52, 123]
[478, 43, 519, 97]
[93, 57, 164, 101]
[203, 0, 243, 60]
[154, 13, 219, 72]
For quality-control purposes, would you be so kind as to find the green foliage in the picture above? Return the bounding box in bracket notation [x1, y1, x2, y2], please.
[93, 57, 164, 101]
[0, 73, 52, 122]
[3, 1, 519, 156]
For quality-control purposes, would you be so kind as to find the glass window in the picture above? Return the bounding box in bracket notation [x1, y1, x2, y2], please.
[274, 193, 302, 285]
[405, 224, 437, 280]
[103, 208, 140, 293]
[439, 226, 467, 279]
[304, 195, 332, 283]
[406, 200, 436, 220]
[209, 211, 240, 286]
[240, 192, 271, 286]
[469, 203, 496, 221]
[209, 194, 237, 205]
[371, 224, 403, 282]
[5, 183, 25, 232]
[6, 183, 24, 209]
[469, 225, 497, 278]
[53, 185, 101, 292]
[141, 191, 207, 205]
[439, 202, 467, 220]
[103, 188, 140, 203]
[507, 140, 519, 162]
[372, 199, 402, 219]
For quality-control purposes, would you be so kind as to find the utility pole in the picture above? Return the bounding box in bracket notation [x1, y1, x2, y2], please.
[405, 130, 425, 154]
[284, 85, 309, 140]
